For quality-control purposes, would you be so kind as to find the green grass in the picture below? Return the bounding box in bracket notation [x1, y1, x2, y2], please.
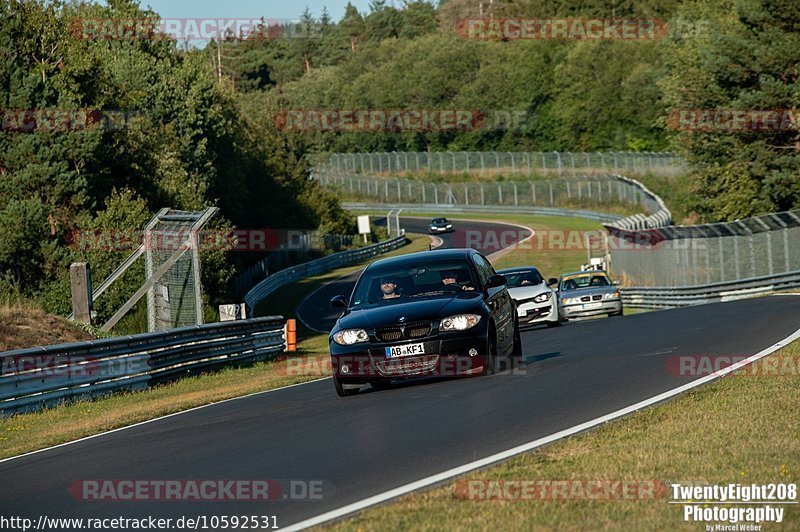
[324, 340, 800, 531]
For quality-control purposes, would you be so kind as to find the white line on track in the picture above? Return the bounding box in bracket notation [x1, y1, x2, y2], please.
[282, 326, 800, 531]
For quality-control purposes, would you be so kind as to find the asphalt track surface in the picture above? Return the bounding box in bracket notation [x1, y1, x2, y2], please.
[1, 217, 798, 530]
[296, 216, 533, 332]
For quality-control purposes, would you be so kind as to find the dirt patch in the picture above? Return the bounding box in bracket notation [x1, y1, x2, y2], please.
[0, 305, 94, 352]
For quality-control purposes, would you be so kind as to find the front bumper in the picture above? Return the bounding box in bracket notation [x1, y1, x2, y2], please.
[429, 226, 452, 233]
[330, 327, 487, 383]
[516, 301, 558, 325]
[560, 299, 622, 319]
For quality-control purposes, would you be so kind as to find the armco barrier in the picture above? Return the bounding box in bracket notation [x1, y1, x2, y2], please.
[0, 317, 285, 416]
[245, 235, 408, 313]
[621, 270, 800, 309]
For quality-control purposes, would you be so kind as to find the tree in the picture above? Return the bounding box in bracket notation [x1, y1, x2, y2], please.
[340, 2, 365, 53]
[660, 0, 800, 221]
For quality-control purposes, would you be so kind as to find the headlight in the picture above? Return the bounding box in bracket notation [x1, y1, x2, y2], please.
[446, 224, 452, 228]
[562, 297, 582, 305]
[534, 292, 552, 303]
[440, 314, 481, 332]
[603, 292, 620, 300]
[333, 329, 369, 346]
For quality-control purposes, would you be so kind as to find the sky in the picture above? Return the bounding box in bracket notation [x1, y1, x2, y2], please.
[132, 0, 378, 23]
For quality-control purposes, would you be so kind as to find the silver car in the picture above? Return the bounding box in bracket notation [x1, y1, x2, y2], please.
[497, 267, 561, 328]
[557, 270, 623, 320]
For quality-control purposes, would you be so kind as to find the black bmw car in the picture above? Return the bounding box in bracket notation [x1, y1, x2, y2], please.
[428, 217, 454, 234]
[328, 248, 521, 396]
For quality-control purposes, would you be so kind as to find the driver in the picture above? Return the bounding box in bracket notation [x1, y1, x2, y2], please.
[380, 276, 401, 299]
[440, 270, 474, 291]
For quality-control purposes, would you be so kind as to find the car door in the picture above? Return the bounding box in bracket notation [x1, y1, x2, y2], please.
[472, 253, 514, 352]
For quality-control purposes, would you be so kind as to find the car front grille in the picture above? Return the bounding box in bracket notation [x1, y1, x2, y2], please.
[593, 295, 602, 301]
[375, 355, 439, 377]
[375, 322, 432, 342]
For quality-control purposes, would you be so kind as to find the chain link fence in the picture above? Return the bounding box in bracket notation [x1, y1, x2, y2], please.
[317, 172, 662, 213]
[317, 151, 685, 177]
[609, 210, 800, 287]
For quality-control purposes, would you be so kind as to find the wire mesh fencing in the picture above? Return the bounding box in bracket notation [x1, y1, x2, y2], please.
[609, 210, 800, 287]
[316, 151, 685, 177]
[316, 172, 661, 214]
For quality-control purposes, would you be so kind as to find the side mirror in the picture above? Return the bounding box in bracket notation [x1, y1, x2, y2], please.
[547, 278, 558, 287]
[485, 274, 507, 289]
[330, 295, 348, 308]
[613, 280, 621, 286]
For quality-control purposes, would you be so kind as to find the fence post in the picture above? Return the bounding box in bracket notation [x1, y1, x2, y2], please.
[512, 181, 518, 206]
[480, 184, 485, 205]
[498, 184, 503, 204]
[70, 262, 92, 324]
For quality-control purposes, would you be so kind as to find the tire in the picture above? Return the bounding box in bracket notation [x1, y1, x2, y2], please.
[609, 309, 624, 317]
[333, 373, 360, 397]
[546, 320, 561, 328]
[482, 329, 497, 376]
[512, 322, 523, 358]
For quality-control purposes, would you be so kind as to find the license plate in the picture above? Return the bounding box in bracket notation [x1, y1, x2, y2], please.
[583, 302, 603, 310]
[385, 343, 425, 358]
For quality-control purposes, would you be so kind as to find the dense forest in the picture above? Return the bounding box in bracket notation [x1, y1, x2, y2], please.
[1, 0, 798, 323]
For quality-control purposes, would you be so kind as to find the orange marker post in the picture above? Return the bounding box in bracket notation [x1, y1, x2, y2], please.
[285, 319, 297, 352]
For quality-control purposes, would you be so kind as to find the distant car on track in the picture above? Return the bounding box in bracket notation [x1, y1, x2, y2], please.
[428, 217, 454, 234]
[557, 270, 623, 320]
[328, 248, 520, 396]
[497, 267, 561, 328]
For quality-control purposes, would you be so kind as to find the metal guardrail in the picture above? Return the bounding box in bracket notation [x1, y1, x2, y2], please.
[342, 202, 623, 224]
[0, 317, 286, 417]
[621, 270, 800, 309]
[245, 235, 408, 313]
[603, 175, 672, 230]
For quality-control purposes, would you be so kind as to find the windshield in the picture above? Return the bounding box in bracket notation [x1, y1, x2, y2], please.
[350, 259, 477, 307]
[431, 218, 448, 224]
[503, 270, 544, 288]
[560, 273, 611, 291]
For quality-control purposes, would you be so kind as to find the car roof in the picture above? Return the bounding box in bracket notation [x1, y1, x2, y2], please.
[366, 248, 475, 270]
[560, 270, 608, 278]
[497, 267, 541, 274]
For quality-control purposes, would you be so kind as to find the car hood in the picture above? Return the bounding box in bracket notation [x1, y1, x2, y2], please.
[337, 292, 484, 330]
[507, 283, 550, 300]
[559, 286, 618, 299]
